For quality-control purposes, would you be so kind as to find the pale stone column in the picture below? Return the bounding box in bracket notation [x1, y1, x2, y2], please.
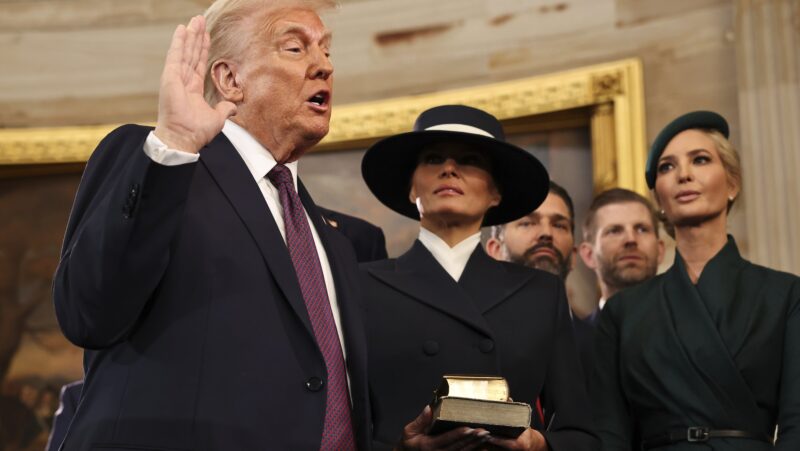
[735, 0, 800, 273]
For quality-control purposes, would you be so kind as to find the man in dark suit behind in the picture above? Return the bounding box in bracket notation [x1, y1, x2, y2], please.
[52, 1, 370, 449]
[485, 182, 597, 380]
[318, 207, 388, 263]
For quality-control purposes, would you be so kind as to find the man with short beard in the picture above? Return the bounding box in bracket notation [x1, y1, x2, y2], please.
[578, 188, 664, 325]
[486, 181, 576, 281]
[487, 181, 599, 384]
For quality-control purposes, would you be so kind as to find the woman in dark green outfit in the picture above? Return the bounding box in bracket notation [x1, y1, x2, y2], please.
[592, 111, 800, 450]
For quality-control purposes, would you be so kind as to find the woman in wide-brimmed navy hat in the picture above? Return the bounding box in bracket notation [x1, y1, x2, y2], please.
[592, 111, 800, 450]
[360, 105, 598, 451]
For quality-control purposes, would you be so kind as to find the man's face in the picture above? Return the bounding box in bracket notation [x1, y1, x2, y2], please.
[497, 192, 574, 278]
[232, 8, 333, 162]
[582, 202, 662, 292]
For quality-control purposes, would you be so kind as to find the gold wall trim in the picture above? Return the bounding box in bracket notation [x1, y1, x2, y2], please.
[0, 58, 647, 194]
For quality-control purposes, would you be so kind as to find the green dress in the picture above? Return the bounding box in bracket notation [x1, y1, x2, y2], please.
[592, 236, 800, 450]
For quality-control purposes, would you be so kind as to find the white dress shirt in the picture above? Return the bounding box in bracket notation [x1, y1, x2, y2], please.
[143, 121, 348, 360]
[417, 227, 481, 281]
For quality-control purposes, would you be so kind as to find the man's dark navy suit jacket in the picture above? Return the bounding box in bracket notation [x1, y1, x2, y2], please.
[52, 125, 371, 450]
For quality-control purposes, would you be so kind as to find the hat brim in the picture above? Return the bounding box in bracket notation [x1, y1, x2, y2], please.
[361, 130, 549, 226]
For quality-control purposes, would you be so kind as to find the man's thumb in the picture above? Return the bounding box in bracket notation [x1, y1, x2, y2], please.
[216, 101, 237, 119]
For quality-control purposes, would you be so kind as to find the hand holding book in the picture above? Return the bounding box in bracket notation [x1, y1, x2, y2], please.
[485, 428, 550, 451]
[394, 405, 490, 451]
[395, 375, 550, 450]
[429, 375, 532, 438]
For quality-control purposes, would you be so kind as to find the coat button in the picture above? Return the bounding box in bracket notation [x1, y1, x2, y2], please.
[306, 377, 324, 392]
[479, 339, 494, 353]
[423, 340, 440, 356]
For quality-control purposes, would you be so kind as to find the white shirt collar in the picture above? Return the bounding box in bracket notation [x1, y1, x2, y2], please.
[222, 119, 299, 188]
[417, 227, 481, 281]
[598, 297, 607, 311]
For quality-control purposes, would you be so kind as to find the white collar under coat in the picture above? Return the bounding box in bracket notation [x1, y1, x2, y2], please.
[417, 227, 481, 281]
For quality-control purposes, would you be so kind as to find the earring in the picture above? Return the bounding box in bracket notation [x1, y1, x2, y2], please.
[659, 209, 665, 216]
[728, 196, 735, 202]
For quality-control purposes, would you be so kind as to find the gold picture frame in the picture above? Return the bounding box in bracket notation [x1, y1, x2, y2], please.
[0, 58, 646, 195]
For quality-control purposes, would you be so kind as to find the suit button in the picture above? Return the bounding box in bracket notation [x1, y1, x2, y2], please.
[306, 377, 324, 392]
[479, 339, 494, 353]
[423, 340, 440, 356]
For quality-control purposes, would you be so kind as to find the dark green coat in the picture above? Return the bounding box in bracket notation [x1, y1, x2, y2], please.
[592, 237, 800, 450]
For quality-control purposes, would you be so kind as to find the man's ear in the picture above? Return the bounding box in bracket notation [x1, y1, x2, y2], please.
[578, 242, 598, 270]
[211, 60, 244, 103]
[656, 239, 666, 265]
[485, 238, 504, 261]
[569, 246, 577, 271]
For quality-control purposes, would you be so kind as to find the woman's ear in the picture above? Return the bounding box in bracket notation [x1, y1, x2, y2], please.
[651, 189, 662, 211]
[489, 182, 502, 208]
[409, 185, 417, 204]
[727, 178, 741, 203]
[211, 60, 244, 103]
[490, 192, 501, 208]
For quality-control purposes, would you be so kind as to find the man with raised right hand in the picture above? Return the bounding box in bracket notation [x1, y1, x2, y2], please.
[53, 1, 370, 449]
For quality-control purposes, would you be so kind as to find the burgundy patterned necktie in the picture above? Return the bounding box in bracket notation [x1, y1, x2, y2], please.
[267, 164, 356, 450]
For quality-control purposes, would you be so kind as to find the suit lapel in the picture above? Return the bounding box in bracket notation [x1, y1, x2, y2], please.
[693, 236, 755, 359]
[458, 247, 535, 313]
[200, 134, 314, 338]
[367, 241, 493, 337]
[664, 242, 758, 429]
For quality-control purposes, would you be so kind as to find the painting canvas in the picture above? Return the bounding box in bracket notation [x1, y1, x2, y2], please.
[0, 173, 83, 450]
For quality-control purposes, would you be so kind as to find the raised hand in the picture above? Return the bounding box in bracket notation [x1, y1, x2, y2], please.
[154, 15, 237, 153]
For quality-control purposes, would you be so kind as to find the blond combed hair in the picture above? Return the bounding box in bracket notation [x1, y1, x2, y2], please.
[202, 0, 338, 104]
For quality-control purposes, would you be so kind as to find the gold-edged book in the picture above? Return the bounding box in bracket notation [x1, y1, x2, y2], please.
[429, 375, 531, 438]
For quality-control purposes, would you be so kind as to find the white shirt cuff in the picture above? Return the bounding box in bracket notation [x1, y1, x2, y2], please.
[143, 131, 200, 166]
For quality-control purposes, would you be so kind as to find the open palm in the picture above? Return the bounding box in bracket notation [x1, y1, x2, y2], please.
[154, 15, 236, 153]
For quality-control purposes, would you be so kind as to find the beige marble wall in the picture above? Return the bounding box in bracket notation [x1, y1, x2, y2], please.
[735, 0, 800, 274]
[1, 0, 739, 131]
[3, 0, 797, 266]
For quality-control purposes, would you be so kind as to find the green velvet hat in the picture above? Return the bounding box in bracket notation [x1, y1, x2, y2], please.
[645, 110, 729, 189]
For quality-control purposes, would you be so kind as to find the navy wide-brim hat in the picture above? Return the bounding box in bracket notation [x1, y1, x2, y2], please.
[645, 110, 729, 189]
[361, 104, 550, 226]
